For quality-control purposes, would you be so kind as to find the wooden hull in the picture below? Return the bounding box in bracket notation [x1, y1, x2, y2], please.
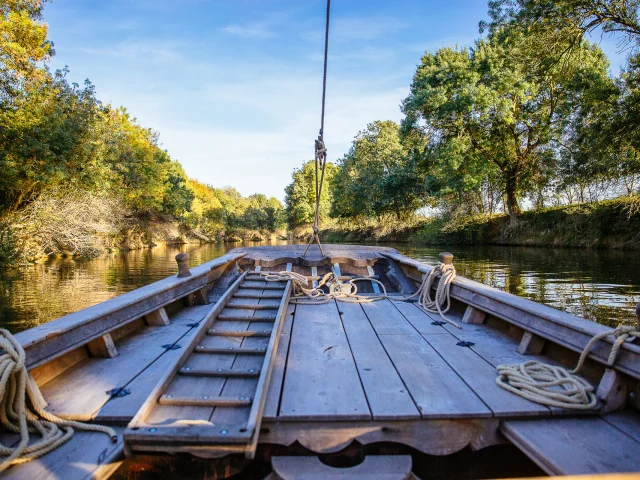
[1, 245, 639, 479]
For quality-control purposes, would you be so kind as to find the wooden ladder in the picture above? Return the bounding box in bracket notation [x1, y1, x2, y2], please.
[124, 271, 292, 458]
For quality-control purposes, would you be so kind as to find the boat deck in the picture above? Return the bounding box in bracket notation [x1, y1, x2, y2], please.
[2, 246, 640, 479]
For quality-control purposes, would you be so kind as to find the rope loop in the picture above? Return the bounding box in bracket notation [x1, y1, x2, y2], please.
[496, 325, 639, 410]
[391, 262, 461, 329]
[0, 329, 116, 471]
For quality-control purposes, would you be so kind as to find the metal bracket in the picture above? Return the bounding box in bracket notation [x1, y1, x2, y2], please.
[431, 320, 446, 326]
[456, 341, 475, 348]
[162, 344, 181, 350]
[106, 387, 131, 398]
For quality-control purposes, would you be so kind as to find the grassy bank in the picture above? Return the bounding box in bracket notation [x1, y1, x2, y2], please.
[318, 197, 640, 250]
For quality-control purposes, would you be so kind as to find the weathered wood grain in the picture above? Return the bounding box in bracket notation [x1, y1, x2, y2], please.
[426, 334, 550, 417]
[379, 333, 491, 418]
[337, 301, 420, 420]
[501, 417, 640, 475]
[279, 302, 371, 421]
[360, 300, 416, 335]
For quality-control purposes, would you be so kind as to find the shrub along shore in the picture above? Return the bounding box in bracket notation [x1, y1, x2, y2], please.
[315, 197, 640, 250]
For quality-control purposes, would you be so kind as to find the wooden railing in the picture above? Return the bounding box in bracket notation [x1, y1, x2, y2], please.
[383, 251, 640, 381]
[16, 251, 245, 370]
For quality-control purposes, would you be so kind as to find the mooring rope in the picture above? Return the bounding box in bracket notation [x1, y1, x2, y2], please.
[260, 271, 388, 305]
[496, 325, 639, 410]
[0, 329, 116, 471]
[392, 262, 461, 329]
[259, 261, 459, 325]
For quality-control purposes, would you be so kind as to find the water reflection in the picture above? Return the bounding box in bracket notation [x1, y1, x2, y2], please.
[0, 242, 638, 333]
[397, 245, 640, 327]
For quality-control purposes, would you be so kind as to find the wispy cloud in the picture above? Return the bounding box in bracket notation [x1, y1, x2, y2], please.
[222, 23, 276, 39]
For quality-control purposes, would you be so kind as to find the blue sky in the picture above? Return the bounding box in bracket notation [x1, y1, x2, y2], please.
[44, 1, 628, 201]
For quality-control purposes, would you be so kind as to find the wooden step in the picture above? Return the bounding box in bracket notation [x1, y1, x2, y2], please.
[218, 314, 277, 321]
[270, 455, 414, 480]
[245, 276, 286, 282]
[225, 303, 279, 310]
[194, 346, 267, 354]
[239, 284, 285, 290]
[234, 292, 283, 299]
[158, 394, 253, 407]
[501, 417, 640, 475]
[208, 329, 271, 337]
[179, 367, 261, 377]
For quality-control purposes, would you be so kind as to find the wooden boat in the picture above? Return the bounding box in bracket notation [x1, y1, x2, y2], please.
[2, 244, 640, 479]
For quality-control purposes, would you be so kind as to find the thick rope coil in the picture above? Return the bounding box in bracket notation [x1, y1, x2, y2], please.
[0, 329, 116, 472]
[259, 271, 387, 305]
[496, 325, 639, 410]
[392, 262, 460, 329]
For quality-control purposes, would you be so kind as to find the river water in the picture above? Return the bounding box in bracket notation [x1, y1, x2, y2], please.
[0, 241, 638, 332]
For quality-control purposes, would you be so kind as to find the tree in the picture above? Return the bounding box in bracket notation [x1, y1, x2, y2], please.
[284, 160, 337, 229]
[331, 121, 427, 220]
[402, 30, 611, 221]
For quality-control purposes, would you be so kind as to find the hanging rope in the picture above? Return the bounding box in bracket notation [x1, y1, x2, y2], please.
[496, 325, 639, 410]
[0, 329, 116, 472]
[303, 0, 331, 257]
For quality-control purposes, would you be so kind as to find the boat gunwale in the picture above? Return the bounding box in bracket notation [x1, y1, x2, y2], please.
[15, 251, 245, 369]
[383, 251, 640, 379]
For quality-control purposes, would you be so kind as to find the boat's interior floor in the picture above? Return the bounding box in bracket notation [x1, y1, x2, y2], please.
[3, 268, 640, 479]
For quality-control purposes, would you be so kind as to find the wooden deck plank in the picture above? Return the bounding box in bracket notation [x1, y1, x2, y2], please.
[359, 300, 417, 335]
[40, 305, 212, 421]
[337, 301, 420, 420]
[501, 417, 640, 475]
[426, 334, 550, 417]
[0, 427, 125, 480]
[279, 302, 371, 421]
[604, 410, 640, 443]
[378, 333, 492, 419]
[389, 300, 453, 335]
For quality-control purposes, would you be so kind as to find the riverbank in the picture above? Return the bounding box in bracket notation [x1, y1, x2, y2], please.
[317, 197, 640, 250]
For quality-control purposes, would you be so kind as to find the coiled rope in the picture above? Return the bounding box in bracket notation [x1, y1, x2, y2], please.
[395, 262, 460, 329]
[260, 271, 387, 305]
[496, 325, 639, 410]
[259, 261, 460, 329]
[0, 329, 116, 471]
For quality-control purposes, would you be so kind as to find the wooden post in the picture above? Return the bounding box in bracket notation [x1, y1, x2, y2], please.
[596, 369, 628, 413]
[193, 288, 209, 305]
[176, 253, 191, 278]
[27, 373, 48, 409]
[439, 252, 453, 265]
[87, 333, 118, 358]
[145, 307, 170, 326]
[462, 306, 486, 325]
[518, 331, 546, 355]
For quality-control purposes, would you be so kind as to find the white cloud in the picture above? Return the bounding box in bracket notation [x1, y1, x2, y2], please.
[222, 24, 276, 39]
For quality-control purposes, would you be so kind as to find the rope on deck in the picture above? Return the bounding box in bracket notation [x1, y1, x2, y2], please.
[0, 329, 116, 472]
[496, 325, 639, 410]
[259, 262, 461, 330]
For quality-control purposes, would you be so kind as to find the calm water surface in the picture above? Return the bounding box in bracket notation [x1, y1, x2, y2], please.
[0, 241, 638, 332]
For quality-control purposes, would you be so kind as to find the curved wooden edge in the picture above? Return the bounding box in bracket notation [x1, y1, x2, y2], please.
[271, 455, 412, 478]
[383, 252, 640, 380]
[258, 419, 502, 457]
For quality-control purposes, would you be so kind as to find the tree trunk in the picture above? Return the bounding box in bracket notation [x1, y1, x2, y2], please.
[505, 173, 521, 222]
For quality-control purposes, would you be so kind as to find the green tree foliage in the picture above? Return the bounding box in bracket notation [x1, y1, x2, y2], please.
[0, 0, 283, 263]
[331, 121, 427, 220]
[284, 160, 337, 229]
[401, 30, 611, 220]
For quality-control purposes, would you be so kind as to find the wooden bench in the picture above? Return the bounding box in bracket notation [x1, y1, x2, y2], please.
[500, 411, 640, 475]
